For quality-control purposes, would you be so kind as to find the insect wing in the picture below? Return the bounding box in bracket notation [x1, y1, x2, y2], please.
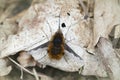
[32, 41, 49, 50]
[65, 43, 83, 60]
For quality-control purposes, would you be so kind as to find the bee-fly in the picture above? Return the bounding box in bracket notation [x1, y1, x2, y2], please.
[33, 12, 82, 60]
[47, 17, 65, 60]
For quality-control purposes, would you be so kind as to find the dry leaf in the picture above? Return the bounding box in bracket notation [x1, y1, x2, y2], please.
[0, 0, 108, 77]
[0, 58, 12, 76]
[87, 0, 120, 53]
[114, 25, 120, 39]
[17, 51, 36, 67]
[97, 37, 120, 80]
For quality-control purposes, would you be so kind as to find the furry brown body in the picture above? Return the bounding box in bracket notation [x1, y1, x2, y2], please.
[47, 30, 65, 60]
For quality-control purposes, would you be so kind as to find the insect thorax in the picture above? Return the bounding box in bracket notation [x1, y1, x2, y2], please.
[53, 33, 63, 45]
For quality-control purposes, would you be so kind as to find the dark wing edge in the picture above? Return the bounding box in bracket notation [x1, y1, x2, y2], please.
[65, 44, 83, 60]
[32, 41, 49, 50]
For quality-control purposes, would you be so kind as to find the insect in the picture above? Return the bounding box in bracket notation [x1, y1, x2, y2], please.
[32, 11, 82, 60]
[47, 28, 65, 60]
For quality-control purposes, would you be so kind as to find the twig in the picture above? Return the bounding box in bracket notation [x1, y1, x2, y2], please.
[8, 57, 48, 78]
[33, 68, 39, 80]
[20, 68, 23, 80]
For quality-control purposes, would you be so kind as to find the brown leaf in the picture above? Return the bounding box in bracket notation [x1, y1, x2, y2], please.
[17, 51, 36, 67]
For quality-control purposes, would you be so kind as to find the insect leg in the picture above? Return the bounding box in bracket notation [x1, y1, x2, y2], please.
[63, 55, 70, 65]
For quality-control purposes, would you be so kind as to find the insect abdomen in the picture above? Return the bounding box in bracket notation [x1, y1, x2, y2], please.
[47, 31, 65, 60]
[51, 46, 62, 55]
[48, 43, 64, 60]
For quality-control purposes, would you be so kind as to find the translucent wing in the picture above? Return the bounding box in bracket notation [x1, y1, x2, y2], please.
[32, 41, 49, 50]
[65, 44, 83, 60]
